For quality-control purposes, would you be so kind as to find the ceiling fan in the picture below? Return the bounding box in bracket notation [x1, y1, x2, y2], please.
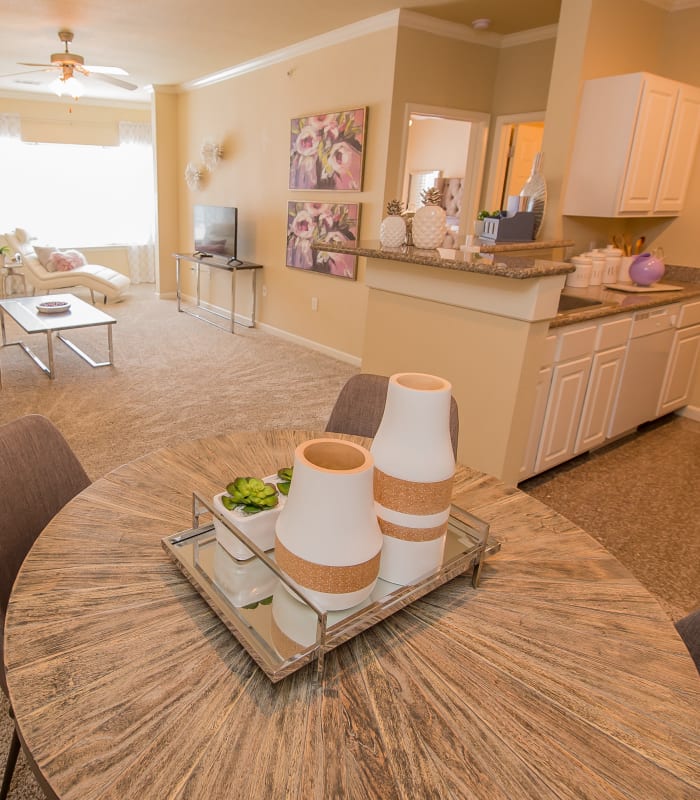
[6, 30, 137, 97]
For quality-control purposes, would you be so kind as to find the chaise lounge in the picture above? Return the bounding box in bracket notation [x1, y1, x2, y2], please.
[2, 229, 131, 304]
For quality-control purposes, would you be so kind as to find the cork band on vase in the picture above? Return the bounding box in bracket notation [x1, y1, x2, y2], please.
[275, 538, 381, 594]
[373, 469, 454, 515]
[377, 517, 448, 542]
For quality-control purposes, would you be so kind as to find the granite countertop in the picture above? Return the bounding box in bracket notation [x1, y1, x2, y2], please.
[552, 265, 700, 328]
[314, 240, 575, 280]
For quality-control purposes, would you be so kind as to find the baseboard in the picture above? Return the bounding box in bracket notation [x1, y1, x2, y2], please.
[676, 404, 700, 422]
[172, 293, 361, 365]
[158, 291, 177, 300]
[257, 321, 361, 366]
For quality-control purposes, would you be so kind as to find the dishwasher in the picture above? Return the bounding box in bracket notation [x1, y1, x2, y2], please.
[607, 304, 679, 439]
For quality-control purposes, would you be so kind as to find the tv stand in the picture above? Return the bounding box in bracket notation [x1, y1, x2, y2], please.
[174, 252, 263, 333]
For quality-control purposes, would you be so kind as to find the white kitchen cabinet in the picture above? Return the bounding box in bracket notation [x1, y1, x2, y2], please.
[575, 346, 627, 453]
[657, 299, 700, 415]
[535, 355, 593, 474]
[520, 365, 554, 481]
[563, 72, 700, 217]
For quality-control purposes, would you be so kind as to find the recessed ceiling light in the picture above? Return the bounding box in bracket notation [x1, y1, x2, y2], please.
[471, 18, 491, 31]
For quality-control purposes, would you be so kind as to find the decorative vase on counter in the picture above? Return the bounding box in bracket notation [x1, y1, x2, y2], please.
[274, 438, 382, 611]
[412, 187, 446, 249]
[371, 373, 455, 585]
[379, 199, 407, 248]
[629, 248, 665, 286]
[519, 151, 547, 239]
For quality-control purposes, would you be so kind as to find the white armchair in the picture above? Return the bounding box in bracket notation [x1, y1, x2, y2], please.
[2, 229, 130, 303]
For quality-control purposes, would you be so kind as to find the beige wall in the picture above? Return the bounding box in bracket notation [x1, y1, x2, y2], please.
[174, 28, 397, 360]
[403, 116, 469, 190]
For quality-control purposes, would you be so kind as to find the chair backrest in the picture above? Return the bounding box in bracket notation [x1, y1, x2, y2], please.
[325, 373, 459, 458]
[0, 415, 90, 695]
[675, 608, 700, 674]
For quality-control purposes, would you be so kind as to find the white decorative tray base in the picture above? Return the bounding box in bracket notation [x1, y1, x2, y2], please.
[162, 492, 500, 682]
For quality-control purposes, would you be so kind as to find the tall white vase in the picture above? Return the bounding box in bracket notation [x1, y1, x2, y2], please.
[274, 438, 383, 611]
[371, 373, 455, 585]
[412, 205, 446, 249]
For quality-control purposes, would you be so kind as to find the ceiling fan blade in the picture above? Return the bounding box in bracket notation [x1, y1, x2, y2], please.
[0, 68, 52, 78]
[85, 65, 129, 76]
[18, 62, 56, 68]
[89, 72, 137, 91]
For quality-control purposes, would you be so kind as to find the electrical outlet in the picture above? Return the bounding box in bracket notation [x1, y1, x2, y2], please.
[262, 285, 268, 297]
[311, 296, 318, 311]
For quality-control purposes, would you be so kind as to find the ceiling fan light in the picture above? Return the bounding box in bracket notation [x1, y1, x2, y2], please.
[50, 74, 84, 99]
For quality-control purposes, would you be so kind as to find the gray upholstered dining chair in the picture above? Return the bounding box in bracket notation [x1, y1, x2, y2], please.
[0, 414, 90, 800]
[675, 608, 700, 674]
[325, 373, 459, 458]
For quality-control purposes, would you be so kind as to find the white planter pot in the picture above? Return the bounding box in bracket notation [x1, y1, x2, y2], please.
[371, 373, 455, 585]
[213, 546, 278, 608]
[275, 438, 383, 611]
[412, 205, 446, 249]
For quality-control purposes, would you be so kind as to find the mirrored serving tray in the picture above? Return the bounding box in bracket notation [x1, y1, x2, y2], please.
[162, 493, 500, 682]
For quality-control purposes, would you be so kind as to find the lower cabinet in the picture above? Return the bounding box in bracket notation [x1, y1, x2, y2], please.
[575, 345, 627, 453]
[535, 355, 592, 474]
[657, 323, 700, 415]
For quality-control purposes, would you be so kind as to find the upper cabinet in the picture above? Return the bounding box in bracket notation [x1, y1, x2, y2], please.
[563, 72, 700, 218]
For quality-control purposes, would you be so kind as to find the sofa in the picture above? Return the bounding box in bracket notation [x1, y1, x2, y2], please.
[1, 229, 131, 303]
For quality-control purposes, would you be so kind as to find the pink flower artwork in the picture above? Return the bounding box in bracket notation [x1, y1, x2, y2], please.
[286, 202, 360, 279]
[289, 108, 366, 191]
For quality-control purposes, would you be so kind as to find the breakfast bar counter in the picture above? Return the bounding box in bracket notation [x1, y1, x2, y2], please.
[5, 429, 699, 800]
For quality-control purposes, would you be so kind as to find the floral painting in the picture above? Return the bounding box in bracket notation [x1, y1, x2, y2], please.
[286, 202, 359, 279]
[289, 108, 366, 191]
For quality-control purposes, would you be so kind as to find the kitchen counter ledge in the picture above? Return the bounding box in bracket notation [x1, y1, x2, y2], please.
[553, 268, 700, 327]
[315, 240, 575, 280]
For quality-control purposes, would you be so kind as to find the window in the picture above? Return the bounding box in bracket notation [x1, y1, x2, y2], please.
[0, 138, 154, 247]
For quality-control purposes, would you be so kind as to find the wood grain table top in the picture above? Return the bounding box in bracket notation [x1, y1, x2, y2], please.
[5, 429, 699, 799]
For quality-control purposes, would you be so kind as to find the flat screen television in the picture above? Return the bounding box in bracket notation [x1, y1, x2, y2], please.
[193, 204, 238, 261]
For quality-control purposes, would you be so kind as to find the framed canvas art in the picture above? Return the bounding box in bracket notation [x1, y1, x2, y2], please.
[289, 107, 367, 191]
[286, 201, 360, 280]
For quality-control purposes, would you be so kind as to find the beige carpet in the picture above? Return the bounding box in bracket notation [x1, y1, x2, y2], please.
[1, 284, 698, 798]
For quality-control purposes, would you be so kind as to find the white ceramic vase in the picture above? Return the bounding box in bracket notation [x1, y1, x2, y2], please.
[412, 205, 446, 249]
[274, 438, 383, 611]
[371, 373, 455, 585]
[379, 215, 407, 248]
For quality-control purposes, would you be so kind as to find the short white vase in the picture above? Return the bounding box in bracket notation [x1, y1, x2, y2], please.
[371, 373, 455, 585]
[411, 205, 446, 249]
[274, 438, 383, 611]
[379, 215, 406, 248]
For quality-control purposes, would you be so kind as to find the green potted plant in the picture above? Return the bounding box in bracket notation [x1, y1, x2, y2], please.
[0, 245, 10, 265]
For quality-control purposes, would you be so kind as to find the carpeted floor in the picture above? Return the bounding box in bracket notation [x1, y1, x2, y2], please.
[1, 283, 698, 798]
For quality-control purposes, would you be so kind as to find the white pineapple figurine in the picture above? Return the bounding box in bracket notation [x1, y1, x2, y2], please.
[379, 199, 407, 248]
[412, 186, 446, 249]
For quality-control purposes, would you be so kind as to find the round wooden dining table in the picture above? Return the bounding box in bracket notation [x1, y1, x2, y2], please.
[5, 429, 699, 799]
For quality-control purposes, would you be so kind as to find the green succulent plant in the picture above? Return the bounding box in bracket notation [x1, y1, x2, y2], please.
[221, 476, 279, 514]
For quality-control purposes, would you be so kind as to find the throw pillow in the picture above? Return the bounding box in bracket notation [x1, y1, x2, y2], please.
[35, 246, 57, 269]
[47, 250, 87, 272]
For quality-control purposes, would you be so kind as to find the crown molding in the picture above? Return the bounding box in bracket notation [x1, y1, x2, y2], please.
[644, 0, 700, 8]
[183, 10, 402, 91]
[500, 24, 559, 47]
[396, 9, 502, 46]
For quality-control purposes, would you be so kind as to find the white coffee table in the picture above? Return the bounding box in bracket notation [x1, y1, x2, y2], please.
[0, 293, 115, 380]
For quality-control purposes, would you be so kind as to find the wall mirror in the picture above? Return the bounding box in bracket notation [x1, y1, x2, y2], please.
[397, 104, 490, 247]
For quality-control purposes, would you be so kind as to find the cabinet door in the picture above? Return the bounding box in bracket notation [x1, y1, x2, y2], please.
[519, 365, 553, 481]
[535, 356, 592, 474]
[657, 324, 700, 415]
[654, 85, 700, 213]
[575, 346, 626, 454]
[619, 76, 676, 214]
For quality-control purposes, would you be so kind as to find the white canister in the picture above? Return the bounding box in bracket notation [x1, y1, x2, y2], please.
[589, 252, 605, 286]
[618, 255, 636, 284]
[274, 438, 383, 611]
[602, 245, 623, 285]
[371, 373, 455, 586]
[566, 256, 592, 288]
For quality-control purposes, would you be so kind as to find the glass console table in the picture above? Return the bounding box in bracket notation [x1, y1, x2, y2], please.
[174, 252, 263, 334]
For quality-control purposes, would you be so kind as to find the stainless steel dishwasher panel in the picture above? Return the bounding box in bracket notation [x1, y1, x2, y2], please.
[607, 306, 678, 438]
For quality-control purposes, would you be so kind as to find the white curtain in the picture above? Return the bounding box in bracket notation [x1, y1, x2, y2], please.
[119, 121, 156, 283]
